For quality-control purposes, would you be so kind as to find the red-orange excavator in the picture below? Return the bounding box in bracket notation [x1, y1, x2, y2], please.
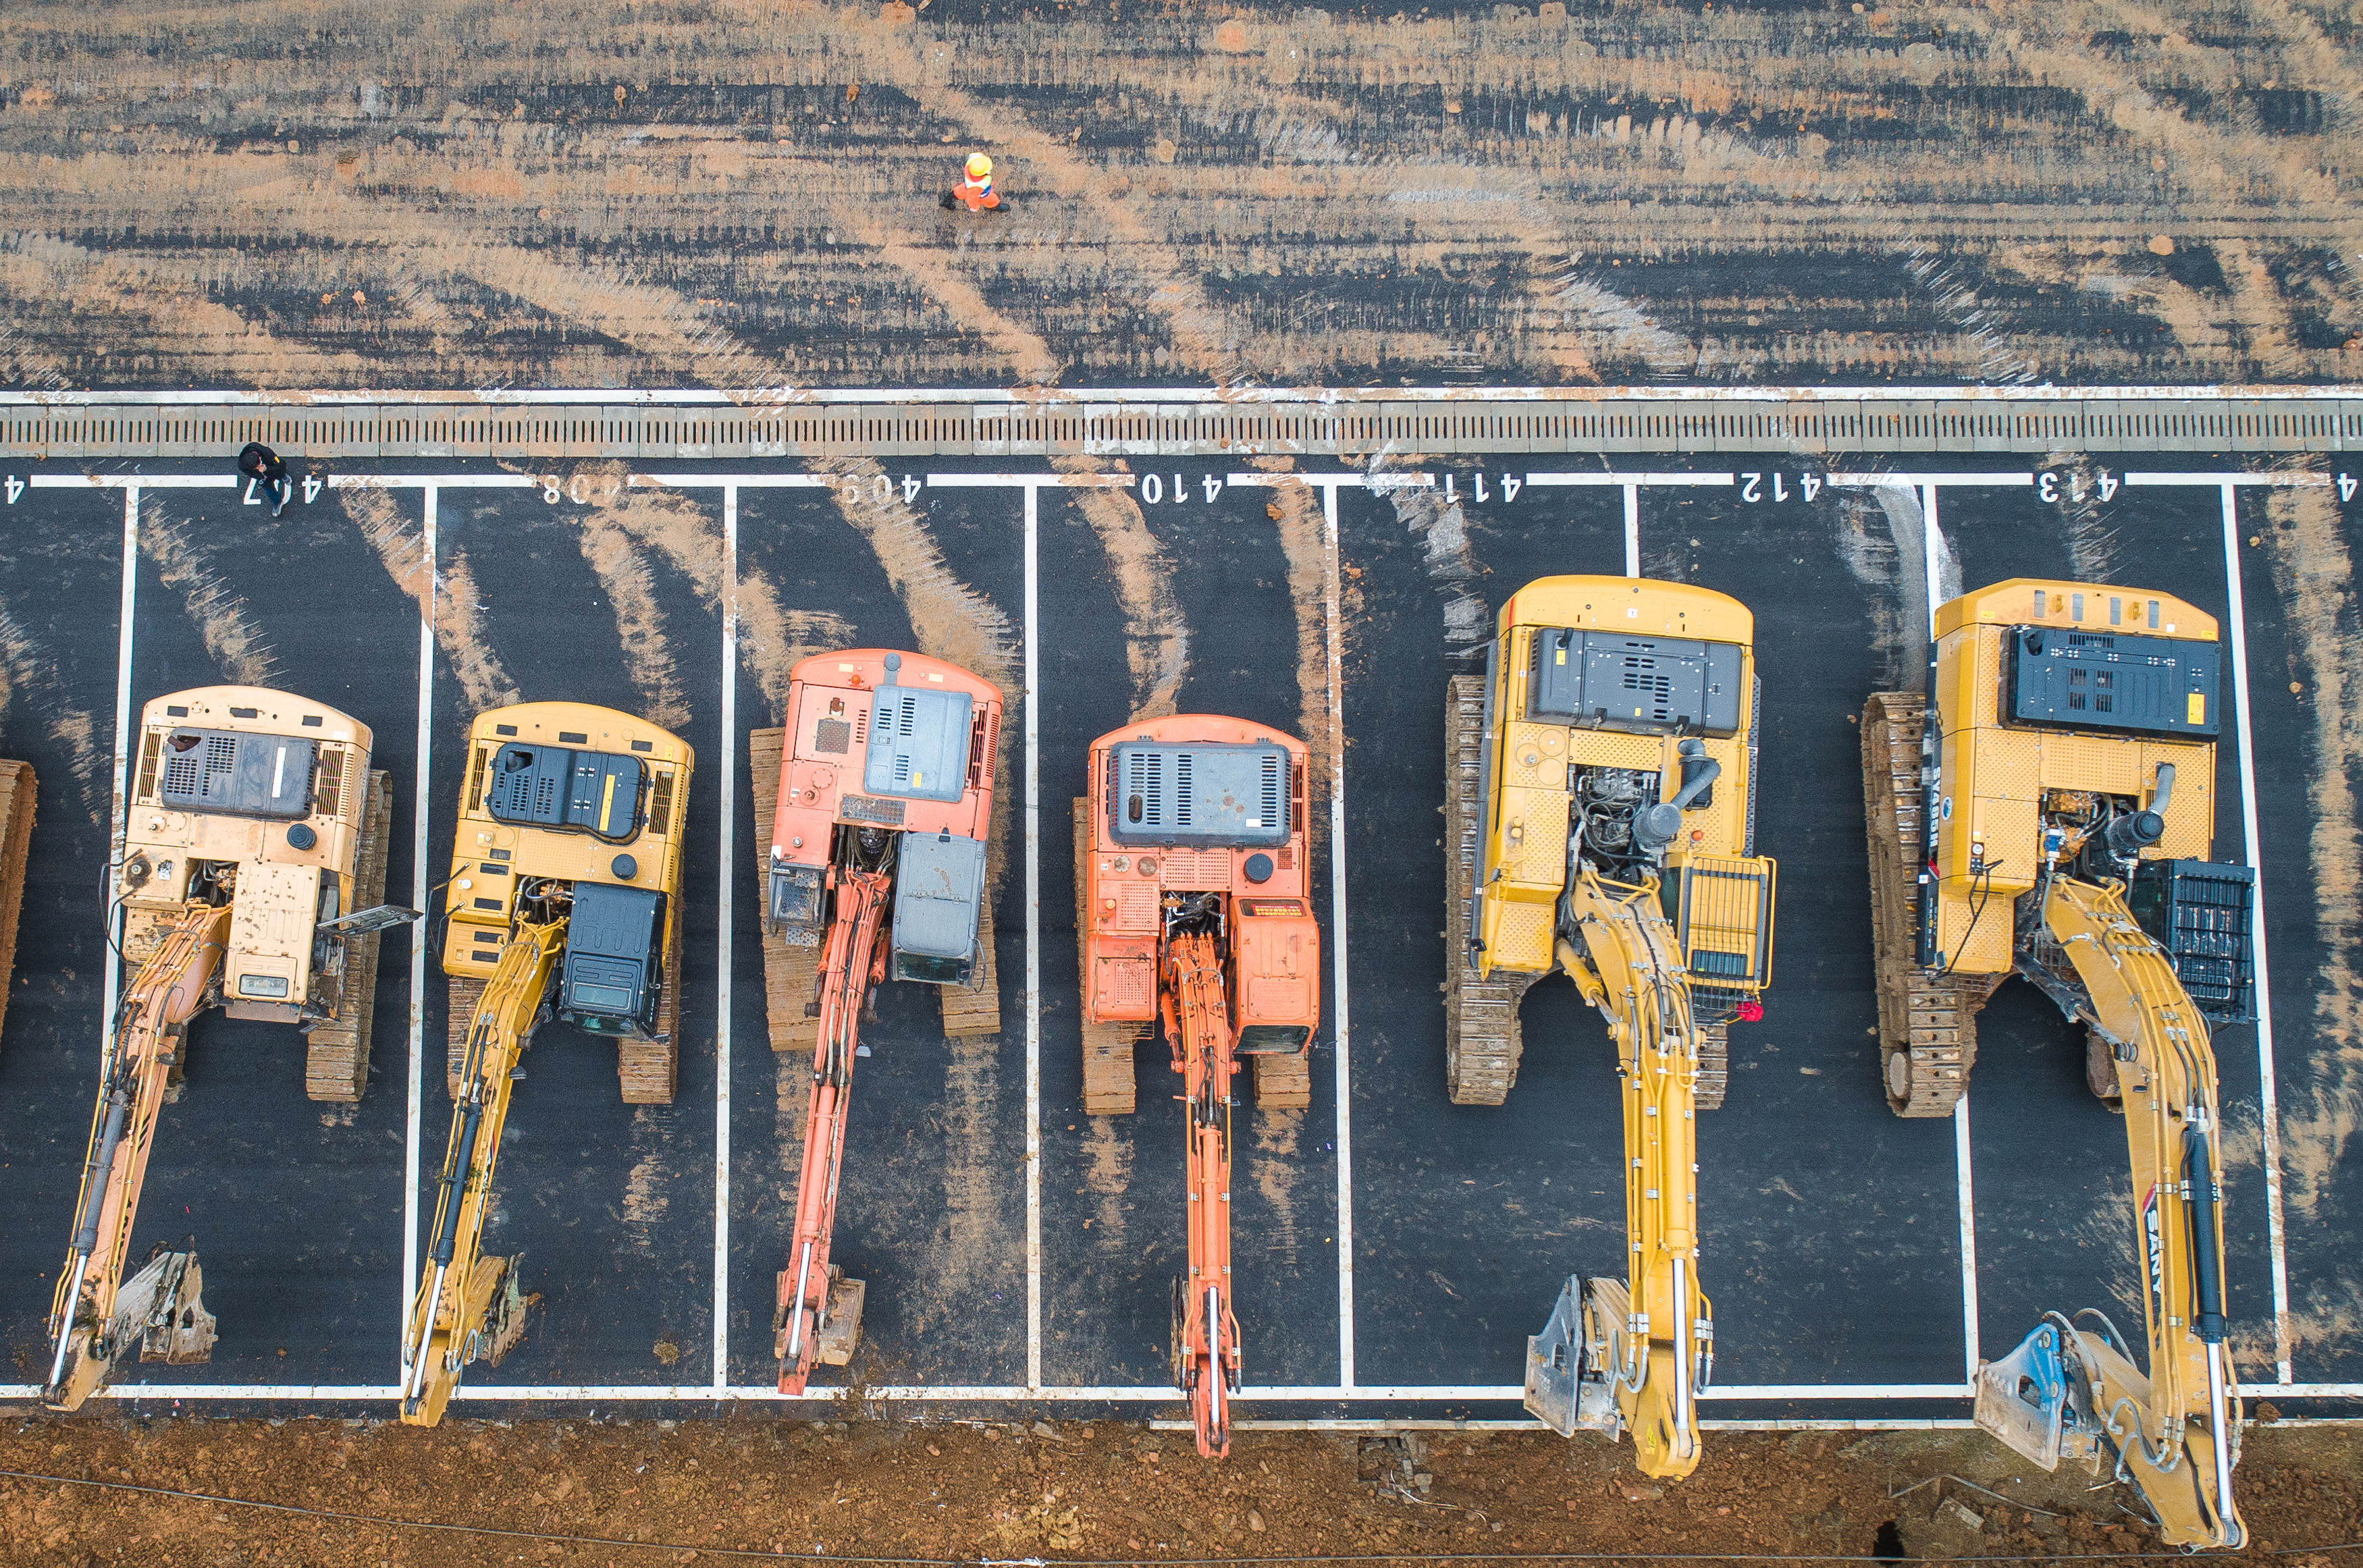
[763, 649, 1003, 1393]
[1078, 716, 1321, 1458]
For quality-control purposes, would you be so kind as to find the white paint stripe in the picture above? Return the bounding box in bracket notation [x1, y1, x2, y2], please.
[1623, 483, 1641, 577]
[326, 475, 538, 489]
[8, 381, 2363, 408]
[400, 487, 437, 1366]
[2219, 484, 2294, 1384]
[1526, 472, 1736, 487]
[1323, 480, 1356, 1390]
[1024, 483, 1043, 1396]
[1915, 481, 1983, 1388]
[633, 475, 830, 489]
[928, 473, 1133, 489]
[1832, 472, 2035, 488]
[2128, 472, 2333, 487]
[99, 485, 139, 1068]
[713, 486, 738, 1390]
[30, 475, 233, 489]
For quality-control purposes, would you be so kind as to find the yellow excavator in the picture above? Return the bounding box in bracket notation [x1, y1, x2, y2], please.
[400, 701, 691, 1426]
[1447, 577, 1775, 1479]
[45, 687, 396, 1409]
[1865, 580, 2250, 1548]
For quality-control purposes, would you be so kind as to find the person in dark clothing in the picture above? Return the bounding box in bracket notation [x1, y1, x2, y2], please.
[238, 441, 289, 517]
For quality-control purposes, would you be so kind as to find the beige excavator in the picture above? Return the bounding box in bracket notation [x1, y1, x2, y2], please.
[1865, 580, 2250, 1548]
[45, 686, 396, 1409]
[1447, 576, 1775, 1480]
[0, 755, 32, 1048]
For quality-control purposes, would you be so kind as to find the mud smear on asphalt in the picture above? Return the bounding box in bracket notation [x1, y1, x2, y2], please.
[1063, 464, 1190, 724]
[577, 476, 849, 724]
[1868, 483, 1961, 671]
[1080, 1117, 1132, 1258]
[1375, 456, 1491, 661]
[1830, 492, 1907, 692]
[2255, 489, 2363, 1361]
[575, 509, 691, 735]
[2039, 454, 2123, 583]
[620, 1105, 676, 1259]
[0, 600, 107, 822]
[138, 499, 282, 688]
[1251, 1108, 1306, 1269]
[338, 486, 518, 713]
[1247, 460, 1333, 798]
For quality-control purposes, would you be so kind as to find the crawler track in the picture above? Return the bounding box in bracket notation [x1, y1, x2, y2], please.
[304, 771, 392, 1102]
[1443, 676, 1532, 1106]
[1861, 693, 1995, 1118]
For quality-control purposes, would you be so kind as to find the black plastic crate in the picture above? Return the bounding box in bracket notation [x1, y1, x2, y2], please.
[2128, 858, 2256, 1025]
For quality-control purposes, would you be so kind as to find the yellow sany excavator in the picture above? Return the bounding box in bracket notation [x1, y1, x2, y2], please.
[1447, 577, 1775, 1480]
[400, 702, 691, 1426]
[46, 687, 397, 1409]
[1864, 580, 2250, 1548]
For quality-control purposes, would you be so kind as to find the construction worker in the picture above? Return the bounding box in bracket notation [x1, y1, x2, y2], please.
[942, 153, 1001, 212]
[238, 441, 290, 517]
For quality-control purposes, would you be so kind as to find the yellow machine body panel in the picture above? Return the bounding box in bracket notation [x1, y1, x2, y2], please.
[120, 686, 373, 1021]
[1477, 578, 1773, 990]
[442, 702, 692, 983]
[1928, 581, 2218, 975]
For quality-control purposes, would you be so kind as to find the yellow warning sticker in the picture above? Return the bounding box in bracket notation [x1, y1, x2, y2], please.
[2187, 693, 2206, 725]
[599, 771, 618, 832]
[1556, 647, 1567, 665]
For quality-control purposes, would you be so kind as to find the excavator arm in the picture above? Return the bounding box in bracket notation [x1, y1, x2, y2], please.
[1164, 927, 1241, 1459]
[1525, 869, 1712, 1480]
[399, 919, 566, 1426]
[776, 866, 891, 1393]
[1977, 875, 2243, 1549]
[43, 901, 231, 1409]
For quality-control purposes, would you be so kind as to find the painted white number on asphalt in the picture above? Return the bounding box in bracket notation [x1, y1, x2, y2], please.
[3, 475, 20, 504]
[2341, 472, 2356, 503]
[1738, 472, 1822, 502]
[2038, 470, 2118, 504]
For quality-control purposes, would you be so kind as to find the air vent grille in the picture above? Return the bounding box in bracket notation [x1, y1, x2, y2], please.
[649, 768, 676, 833]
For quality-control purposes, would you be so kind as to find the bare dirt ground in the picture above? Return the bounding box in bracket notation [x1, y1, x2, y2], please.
[2, 1415, 2359, 1566]
[0, 0, 2359, 392]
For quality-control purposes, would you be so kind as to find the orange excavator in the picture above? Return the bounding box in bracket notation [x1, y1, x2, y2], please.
[1078, 716, 1321, 1458]
[766, 650, 1003, 1393]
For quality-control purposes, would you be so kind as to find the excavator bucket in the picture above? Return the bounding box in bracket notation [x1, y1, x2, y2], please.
[116, 1247, 215, 1366]
[1974, 1321, 2101, 1475]
[1525, 1274, 1619, 1438]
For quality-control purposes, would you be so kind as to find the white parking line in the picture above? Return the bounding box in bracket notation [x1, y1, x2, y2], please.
[101, 484, 139, 1066]
[400, 487, 437, 1365]
[1830, 472, 2034, 488]
[1024, 481, 1044, 1395]
[1319, 481, 1356, 1391]
[1524, 472, 1738, 487]
[1907, 482, 1985, 1386]
[1624, 485, 1641, 576]
[713, 486, 739, 1390]
[2127, 472, 2333, 487]
[2217, 483, 2294, 1383]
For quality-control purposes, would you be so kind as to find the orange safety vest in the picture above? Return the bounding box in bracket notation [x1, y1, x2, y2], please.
[954, 173, 999, 211]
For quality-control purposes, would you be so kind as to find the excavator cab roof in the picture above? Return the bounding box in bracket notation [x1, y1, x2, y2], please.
[155, 728, 319, 819]
[1107, 739, 1291, 848]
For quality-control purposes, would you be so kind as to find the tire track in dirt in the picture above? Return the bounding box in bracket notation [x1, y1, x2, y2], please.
[337, 486, 519, 714]
[138, 497, 281, 690]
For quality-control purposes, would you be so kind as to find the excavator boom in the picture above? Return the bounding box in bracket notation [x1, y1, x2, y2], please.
[1525, 871, 1711, 1478]
[43, 901, 231, 1409]
[1165, 928, 1241, 1459]
[776, 866, 891, 1393]
[1976, 875, 2243, 1548]
[400, 920, 566, 1426]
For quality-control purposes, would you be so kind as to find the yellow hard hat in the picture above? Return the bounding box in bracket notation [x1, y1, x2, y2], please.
[966, 153, 992, 179]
